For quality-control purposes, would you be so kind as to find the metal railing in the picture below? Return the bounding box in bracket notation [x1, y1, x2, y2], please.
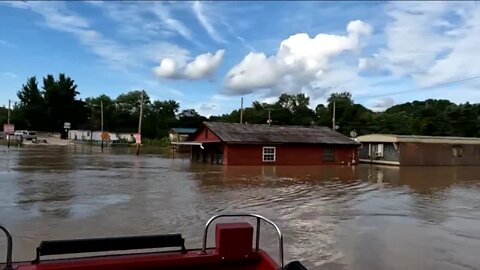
[201, 214, 284, 269]
[0, 225, 12, 270]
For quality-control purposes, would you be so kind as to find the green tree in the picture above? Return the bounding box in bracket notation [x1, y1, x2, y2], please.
[16, 77, 46, 130]
[144, 100, 180, 138]
[115, 90, 151, 133]
[178, 109, 207, 127]
[42, 74, 88, 135]
[85, 94, 116, 131]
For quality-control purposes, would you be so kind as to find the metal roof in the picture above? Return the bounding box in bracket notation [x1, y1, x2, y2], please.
[357, 134, 480, 145]
[170, 128, 197, 134]
[204, 122, 359, 145]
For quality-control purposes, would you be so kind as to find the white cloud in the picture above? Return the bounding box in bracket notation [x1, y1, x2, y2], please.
[222, 21, 256, 51]
[223, 20, 373, 100]
[2, 2, 133, 70]
[152, 2, 193, 41]
[168, 88, 184, 97]
[3, 72, 17, 78]
[195, 102, 219, 117]
[154, 49, 225, 80]
[370, 97, 395, 112]
[359, 54, 382, 71]
[199, 103, 216, 111]
[3, 1, 191, 73]
[364, 2, 480, 88]
[192, 1, 225, 43]
[0, 39, 13, 47]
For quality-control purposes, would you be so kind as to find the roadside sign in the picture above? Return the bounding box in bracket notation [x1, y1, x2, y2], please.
[101, 131, 110, 141]
[64, 122, 71, 129]
[134, 133, 141, 144]
[3, 124, 14, 134]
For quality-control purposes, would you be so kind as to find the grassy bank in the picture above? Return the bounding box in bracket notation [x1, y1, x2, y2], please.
[0, 138, 23, 146]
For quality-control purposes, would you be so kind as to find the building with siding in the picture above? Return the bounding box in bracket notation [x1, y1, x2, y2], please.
[172, 122, 359, 165]
[169, 128, 197, 142]
[357, 134, 480, 166]
[67, 130, 135, 143]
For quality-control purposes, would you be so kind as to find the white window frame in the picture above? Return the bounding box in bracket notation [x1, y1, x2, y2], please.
[376, 143, 384, 157]
[262, 146, 276, 162]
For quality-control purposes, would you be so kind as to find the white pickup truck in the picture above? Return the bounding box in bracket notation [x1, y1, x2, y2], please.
[14, 130, 37, 141]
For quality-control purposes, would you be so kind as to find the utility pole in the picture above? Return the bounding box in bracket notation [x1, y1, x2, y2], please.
[90, 103, 94, 142]
[240, 97, 244, 124]
[136, 91, 144, 156]
[7, 99, 11, 148]
[267, 109, 272, 125]
[332, 101, 336, 131]
[7, 99, 10, 124]
[100, 100, 104, 150]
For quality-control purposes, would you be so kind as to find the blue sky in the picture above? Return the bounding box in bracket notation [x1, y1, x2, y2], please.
[1, 1, 480, 116]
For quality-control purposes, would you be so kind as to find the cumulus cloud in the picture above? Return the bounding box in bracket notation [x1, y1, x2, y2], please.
[223, 20, 372, 99]
[154, 49, 225, 80]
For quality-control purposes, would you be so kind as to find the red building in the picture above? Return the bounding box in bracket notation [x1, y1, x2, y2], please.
[174, 122, 360, 166]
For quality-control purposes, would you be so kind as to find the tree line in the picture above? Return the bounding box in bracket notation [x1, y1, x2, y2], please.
[2, 73, 480, 139]
[214, 92, 480, 137]
[4, 74, 207, 139]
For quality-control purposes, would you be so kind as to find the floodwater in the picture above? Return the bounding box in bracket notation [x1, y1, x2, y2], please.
[1, 145, 480, 270]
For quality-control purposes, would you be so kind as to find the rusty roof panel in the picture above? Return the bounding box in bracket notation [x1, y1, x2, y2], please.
[204, 122, 359, 145]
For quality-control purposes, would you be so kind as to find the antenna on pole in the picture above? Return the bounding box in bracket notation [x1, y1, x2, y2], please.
[240, 97, 244, 124]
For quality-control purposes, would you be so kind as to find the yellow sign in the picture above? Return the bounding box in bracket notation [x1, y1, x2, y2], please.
[101, 131, 110, 141]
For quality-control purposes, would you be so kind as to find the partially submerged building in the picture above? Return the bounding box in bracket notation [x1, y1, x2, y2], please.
[173, 122, 359, 165]
[67, 130, 135, 143]
[169, 128, 197, 142]
[357, 134, 480, 166]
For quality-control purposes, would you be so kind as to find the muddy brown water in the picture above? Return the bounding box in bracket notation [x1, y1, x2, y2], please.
[1, 145, 480, 270]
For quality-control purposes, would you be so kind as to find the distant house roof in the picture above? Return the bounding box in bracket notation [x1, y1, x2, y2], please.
[203, 122, 359, 145]
[170, 128, 197, 134]
[357, 134, 480, 145]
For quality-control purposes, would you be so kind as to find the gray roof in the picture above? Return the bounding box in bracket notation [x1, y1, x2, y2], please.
[204, 122, 359, 145]
[357, 134, 480, 145]
[170, 128, 197, 134]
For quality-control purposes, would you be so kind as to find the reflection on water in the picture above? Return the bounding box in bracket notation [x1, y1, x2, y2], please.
[1, 145, 480, 270]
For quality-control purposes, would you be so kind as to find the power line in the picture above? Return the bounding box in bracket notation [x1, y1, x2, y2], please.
[354, 75, 480, 100]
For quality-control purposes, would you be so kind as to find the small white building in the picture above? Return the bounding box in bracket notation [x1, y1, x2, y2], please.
[68, 130, 134, 142]
[68, 130, 92, 141]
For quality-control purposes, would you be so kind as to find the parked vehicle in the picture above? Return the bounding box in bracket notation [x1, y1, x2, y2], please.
[14, 130, 37, 141]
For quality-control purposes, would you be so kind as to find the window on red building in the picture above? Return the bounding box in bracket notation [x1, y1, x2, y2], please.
[263, 147, 276, 162]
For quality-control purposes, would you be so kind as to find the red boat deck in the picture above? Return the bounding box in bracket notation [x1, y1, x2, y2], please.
[15, 250, 278, 270]
[2, 214, 307, 270]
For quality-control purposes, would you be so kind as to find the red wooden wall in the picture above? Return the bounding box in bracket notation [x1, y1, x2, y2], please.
[191, 126, 221, 142]
[224, 144, 357, 165]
